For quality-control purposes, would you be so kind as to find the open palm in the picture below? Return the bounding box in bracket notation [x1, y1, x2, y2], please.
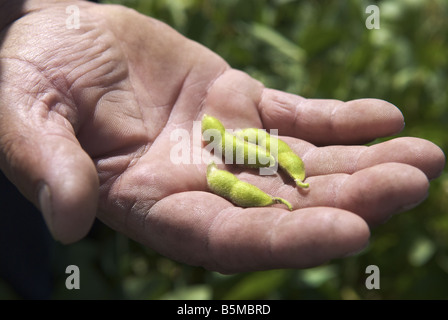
[0, 1, 444, 273]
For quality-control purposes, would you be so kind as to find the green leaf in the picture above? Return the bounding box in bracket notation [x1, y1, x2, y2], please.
[408, 237, 436, 267]
[300, 265, 338, 288]
[248, 23, 306, 63]
[222, 270, 287, 300]
[161, 285, 212, 300]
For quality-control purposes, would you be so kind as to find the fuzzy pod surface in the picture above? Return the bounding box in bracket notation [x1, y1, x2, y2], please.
[201, 115, 275, 168]
[206, 162, 292, 210]
[234, 128, 309, 188]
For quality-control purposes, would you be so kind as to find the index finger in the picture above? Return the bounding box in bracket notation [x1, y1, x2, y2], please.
[259, 89, 405, 146]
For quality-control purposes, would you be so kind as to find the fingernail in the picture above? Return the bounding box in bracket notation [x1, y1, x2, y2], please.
[38, 183, 56, 240]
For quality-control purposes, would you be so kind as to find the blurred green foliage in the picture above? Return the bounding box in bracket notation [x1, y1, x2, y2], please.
[2, 0, 446, 300]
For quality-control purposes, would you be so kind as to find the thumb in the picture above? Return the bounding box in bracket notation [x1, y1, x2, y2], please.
[0, 125, 99, 244]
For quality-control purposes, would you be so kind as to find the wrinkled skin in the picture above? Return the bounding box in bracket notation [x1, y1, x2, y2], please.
[0, 0, 445, 273]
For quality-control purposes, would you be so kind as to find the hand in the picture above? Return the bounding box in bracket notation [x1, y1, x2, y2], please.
[0, 0, 445, 273]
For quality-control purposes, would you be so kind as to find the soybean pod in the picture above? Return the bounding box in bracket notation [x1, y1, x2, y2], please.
[206, 162, 292, 210]
[201, 114, 275, 168]
[234, 128, 309, 188]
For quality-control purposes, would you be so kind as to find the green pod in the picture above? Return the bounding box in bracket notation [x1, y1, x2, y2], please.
[206, 162, 292, 210]
[201, 114, 275, 168]
[235, 128, 309, 188]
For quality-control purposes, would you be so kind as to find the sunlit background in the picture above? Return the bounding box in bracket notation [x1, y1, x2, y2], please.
[1, 0, 447, 299]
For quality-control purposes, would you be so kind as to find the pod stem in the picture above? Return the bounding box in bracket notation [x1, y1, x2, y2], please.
[272, 197, 293, 211]
[295, 179, 309, 189]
